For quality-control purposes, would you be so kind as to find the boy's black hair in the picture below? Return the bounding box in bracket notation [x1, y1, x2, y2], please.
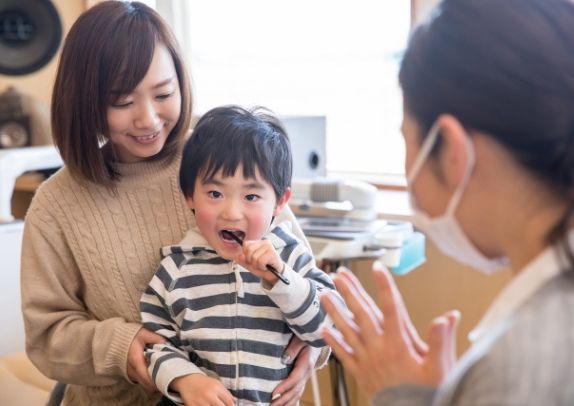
[180, 105, 292, 200]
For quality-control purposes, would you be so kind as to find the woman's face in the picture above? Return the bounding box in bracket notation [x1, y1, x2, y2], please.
[106, 43, 181, 163]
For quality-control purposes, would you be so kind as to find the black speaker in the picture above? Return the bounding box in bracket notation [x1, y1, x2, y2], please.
[0, 0, 62, 76]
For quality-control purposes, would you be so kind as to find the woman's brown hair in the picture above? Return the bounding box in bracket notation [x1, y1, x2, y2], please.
[51, 1, 192, 187]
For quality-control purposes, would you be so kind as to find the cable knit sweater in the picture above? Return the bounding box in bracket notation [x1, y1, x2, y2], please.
[20, 148, 314, 406]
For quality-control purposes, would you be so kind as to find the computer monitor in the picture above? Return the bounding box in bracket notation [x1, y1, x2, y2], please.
[281, 116, 326, 180]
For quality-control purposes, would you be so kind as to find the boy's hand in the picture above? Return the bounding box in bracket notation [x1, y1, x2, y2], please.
[172, 374, 236, 406]
[235, 239, 284, 286]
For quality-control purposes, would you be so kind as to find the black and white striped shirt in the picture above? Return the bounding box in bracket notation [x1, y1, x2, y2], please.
[140, 222, 337, 405]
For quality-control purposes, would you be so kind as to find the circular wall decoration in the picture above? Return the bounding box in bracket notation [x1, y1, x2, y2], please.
[0, 0, 62, 76]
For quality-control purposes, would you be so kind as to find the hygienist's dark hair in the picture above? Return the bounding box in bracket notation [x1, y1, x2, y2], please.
[179, 105, 292, 201]
[399, 0, 574, 268]
[51, 1, 192, 187]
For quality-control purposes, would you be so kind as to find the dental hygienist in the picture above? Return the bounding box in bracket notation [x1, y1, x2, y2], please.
[320, 0, 574, 404]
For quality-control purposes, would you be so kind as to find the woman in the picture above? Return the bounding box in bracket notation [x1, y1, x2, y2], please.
[321, 0, 574, 404]
[21, 2, 324, 405]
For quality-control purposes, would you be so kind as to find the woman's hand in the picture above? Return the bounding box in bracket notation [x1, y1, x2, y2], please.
[127, 327, 166, 393]
[271, 336, 321, 405]
[320, 262, 460, 397]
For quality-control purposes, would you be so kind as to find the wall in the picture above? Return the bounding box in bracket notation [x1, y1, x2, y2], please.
[0, 0, 85, 105]
[413, 0, 442, 25]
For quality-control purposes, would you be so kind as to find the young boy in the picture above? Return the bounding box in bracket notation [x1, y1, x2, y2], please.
[140, 106, 339, 405]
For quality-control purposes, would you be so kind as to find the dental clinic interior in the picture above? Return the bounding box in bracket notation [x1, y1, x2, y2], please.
[0, 1, 514, 405]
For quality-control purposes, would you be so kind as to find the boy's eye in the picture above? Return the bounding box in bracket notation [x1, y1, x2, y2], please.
[245, 194, 260, 202]
[208, 191, 222, 199]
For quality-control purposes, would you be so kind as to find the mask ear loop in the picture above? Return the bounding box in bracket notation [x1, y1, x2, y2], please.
[407, 121, 440, 183]
[406, 120, 476, 216]
[407, 121, 442, 184]
[445, 134, 476, 215]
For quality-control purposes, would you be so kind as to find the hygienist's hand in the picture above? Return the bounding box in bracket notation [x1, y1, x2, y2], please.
[271, 336, 320, 405]
[235, 239, 284, 286]
[320, 263, 460, 397]
[127, 327, 165, 393]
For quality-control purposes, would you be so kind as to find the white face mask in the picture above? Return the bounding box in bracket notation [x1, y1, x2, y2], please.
[406, 122, 508, 274]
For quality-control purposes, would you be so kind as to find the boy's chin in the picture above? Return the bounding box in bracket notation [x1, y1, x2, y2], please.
[214, 247, 237, 261]
[218, 252, 235, 261]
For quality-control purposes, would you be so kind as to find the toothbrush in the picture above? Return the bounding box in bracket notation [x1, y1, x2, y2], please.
[221, 230, 290, 285]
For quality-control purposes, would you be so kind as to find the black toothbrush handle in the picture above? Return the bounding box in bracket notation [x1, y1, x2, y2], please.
[266, 264, 290, 285]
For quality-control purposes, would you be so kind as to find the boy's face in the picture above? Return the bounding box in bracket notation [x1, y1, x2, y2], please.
[186, 165, 291, 260]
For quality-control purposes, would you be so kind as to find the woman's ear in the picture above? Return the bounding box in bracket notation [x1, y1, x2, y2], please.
[435, 114, 473, 192]
[273, 187, 292, 216]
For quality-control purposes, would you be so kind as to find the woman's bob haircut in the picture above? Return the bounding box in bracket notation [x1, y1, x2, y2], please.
[51, 1, 192, 187]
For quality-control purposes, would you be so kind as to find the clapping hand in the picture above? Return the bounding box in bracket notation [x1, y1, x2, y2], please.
[320, 262, 460, 397]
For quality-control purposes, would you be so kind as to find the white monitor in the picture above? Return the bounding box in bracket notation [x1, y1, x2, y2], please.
[281, 116, 326, 180]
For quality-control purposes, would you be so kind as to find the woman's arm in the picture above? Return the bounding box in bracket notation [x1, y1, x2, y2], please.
[140, 267, 206, 402]
[270, 338, 323, 406]
[21, 208, 140, 385]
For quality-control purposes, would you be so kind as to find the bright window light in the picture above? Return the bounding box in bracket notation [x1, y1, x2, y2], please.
[164, 1, 410, 179]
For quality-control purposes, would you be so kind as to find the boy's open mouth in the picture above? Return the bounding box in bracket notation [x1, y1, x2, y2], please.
[220, 229, 245, 243]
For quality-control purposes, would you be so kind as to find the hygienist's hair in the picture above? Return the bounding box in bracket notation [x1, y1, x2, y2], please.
[51, 1, 192, 187]
[399, 0, 574, 268]
[179, 105, 292, 201]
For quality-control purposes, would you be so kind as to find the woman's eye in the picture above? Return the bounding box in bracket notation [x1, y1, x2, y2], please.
[208, 191, 222, 199]
[157, 92, 174, 101]
[111, 100, 132, 108]
[245, 194, 260, 202]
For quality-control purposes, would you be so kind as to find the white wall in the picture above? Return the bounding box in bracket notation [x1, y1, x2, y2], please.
[413, 0, 442, 25]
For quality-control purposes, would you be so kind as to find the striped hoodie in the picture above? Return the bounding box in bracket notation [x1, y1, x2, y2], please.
[140, 221, 338, 405]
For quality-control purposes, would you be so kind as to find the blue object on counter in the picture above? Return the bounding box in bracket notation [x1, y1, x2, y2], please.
[390, 231, 426, 275]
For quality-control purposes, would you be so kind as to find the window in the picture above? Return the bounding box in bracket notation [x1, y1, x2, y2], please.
[157, 1, 411, 182]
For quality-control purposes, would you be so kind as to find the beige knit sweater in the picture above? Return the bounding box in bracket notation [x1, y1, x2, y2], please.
[21, 150, 312, 405]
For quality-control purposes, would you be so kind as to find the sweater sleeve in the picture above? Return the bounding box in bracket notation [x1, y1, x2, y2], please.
[141, 262, 205, 404]
[21, 205, 141, 386]
[265, 233, 343, 348]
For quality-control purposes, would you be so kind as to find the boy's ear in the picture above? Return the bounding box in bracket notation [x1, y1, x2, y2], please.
[273, 187, 292, 216]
